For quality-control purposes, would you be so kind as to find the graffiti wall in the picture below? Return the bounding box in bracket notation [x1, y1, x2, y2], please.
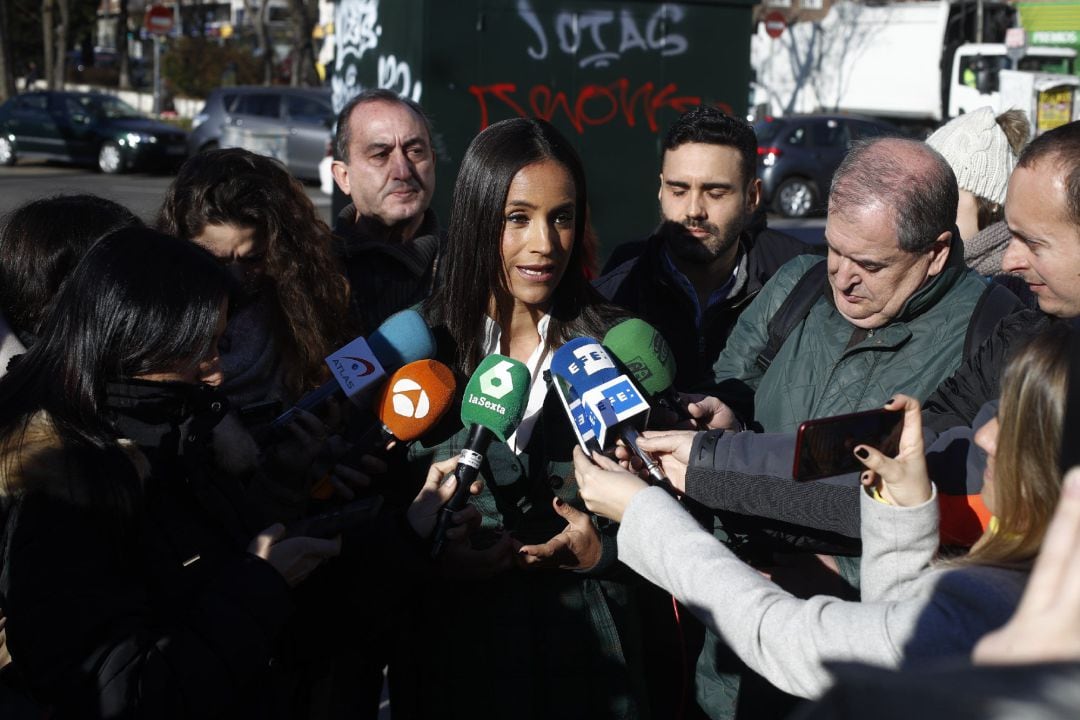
[330, 0, 754, 259]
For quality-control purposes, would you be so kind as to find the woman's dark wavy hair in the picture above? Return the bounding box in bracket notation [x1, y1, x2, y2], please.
[0, 194, 143, 344]
[425, 117, 622, 375]
[157, 148, 352, 399]
[0, 228, 229, 512]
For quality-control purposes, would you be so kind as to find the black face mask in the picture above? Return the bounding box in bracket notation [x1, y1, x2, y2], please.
[225, 263, 267, 306]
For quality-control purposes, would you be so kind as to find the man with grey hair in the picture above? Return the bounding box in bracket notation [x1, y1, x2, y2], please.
[677, 136, 1017, 720]
[330, 88, 440, 333]
[703, 136, 1000, 435]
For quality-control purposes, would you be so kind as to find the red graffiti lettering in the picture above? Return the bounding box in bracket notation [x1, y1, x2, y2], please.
[468, 78, 717, 134]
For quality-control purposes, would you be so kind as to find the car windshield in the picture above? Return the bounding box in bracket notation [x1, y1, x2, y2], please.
[754, 120, 786, 144]
[78, 95, 143, 120]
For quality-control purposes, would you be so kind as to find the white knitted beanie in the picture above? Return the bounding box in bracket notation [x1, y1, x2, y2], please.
[926, 106, 1015, 205]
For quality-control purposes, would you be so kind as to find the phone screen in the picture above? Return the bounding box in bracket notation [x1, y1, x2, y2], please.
[793, 408, 903, 481]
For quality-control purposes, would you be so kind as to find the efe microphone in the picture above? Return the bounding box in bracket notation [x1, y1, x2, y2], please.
[550, 337, 669, 486]
[430, 354, 530, 558]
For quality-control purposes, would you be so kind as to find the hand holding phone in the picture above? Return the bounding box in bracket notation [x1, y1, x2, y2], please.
[283, 495, 384, 539]
[792, 407, 903, 481]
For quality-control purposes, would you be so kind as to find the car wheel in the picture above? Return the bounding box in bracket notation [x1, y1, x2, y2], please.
[0, 136, 15, 166]
[98, 141, 125, 174]
[774, 177, 817, 218]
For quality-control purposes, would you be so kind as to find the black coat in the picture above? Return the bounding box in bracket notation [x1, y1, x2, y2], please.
[0, 381, 294, 719]
[334, 205, 443, 336]
[921, 309, 1061, 432]
[594, 214, 816, 389]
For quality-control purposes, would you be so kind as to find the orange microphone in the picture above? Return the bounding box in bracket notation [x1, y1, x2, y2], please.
[310, 360, 457, 499]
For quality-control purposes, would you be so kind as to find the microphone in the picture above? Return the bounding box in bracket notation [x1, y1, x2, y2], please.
[602, 319, 689, 422]
[272, 309, 436, 428]
[430, 354, 530, 558]
[309, 359, 456, 500]
[550, 337, 669, 486]
[369, 359, 457, 447]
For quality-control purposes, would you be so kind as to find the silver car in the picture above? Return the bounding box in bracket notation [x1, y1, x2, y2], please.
[189, 86, 333, 181]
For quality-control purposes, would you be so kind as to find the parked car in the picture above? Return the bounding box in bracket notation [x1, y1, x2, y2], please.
[0, 91, 188, 174]
[189, 86, 334, 181]
[754, 114, 898, 218]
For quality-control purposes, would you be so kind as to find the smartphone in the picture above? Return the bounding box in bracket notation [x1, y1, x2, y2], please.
[792, 407, 903, 481]
[282, 496, 384, 539]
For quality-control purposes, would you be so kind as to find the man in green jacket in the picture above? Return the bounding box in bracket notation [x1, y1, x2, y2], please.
[708, 136, 991, 434]
[689, 136, 998, 720]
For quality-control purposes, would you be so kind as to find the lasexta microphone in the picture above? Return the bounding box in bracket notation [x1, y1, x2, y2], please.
[550, 337, 669, 486]
[273, 309, 436, 428]
[602, 319, 689, 422]
[430, 354, 530, 558]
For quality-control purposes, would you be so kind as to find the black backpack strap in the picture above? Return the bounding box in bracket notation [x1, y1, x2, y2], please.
[962, 281, 1023, 362]
[755, 259, 828, 373]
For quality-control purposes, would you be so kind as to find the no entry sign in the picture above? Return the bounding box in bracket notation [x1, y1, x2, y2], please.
[764, 11, 786, 39]
[144, 5, 173, 35]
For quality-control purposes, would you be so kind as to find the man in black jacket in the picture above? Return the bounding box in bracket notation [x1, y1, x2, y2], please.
[595, 106, 814, 389]
[331, 89, 441, 334]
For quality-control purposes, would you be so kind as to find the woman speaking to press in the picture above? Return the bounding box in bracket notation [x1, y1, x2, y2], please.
[574, 324, 1071, 699]
[397, 117, 645, 719]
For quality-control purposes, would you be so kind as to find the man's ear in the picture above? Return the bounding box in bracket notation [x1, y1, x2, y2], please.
[926, 230, 952, 277]
[657, 172, 664, 203]
[331, 160, 350, 196]
[746, 177, 763, 214]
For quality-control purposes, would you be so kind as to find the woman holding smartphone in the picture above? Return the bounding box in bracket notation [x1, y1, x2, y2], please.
[574, 324, 1072, 700]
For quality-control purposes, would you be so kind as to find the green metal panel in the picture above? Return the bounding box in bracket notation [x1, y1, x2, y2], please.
[1018, 2, 1080, 54]
[331, 0, 754, 262]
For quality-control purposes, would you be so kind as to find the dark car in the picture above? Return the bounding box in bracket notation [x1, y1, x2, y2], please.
[754, 114, 898, 218]
[0, 91, 188, 174]
[189, 86, 333, 180]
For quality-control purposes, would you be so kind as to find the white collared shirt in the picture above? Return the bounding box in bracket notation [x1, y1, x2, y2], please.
[480, 313, 552, 454]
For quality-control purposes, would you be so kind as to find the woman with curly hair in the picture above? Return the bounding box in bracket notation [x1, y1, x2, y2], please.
[158, 148, 352, 412]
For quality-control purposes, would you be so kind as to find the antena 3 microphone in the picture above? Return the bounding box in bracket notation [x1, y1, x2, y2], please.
[430, 354, 530, 558]
[375, 360, 457, 443]
[272, 309, 436, 428]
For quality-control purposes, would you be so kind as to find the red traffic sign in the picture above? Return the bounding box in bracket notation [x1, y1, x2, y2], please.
[144, 5, 173, 35]
[764, 11, 787, 39]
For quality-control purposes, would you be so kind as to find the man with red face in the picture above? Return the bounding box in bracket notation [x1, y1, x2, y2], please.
[331, 89, 440, 334]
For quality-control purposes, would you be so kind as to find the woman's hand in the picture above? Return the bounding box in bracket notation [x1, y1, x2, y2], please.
[854, 395, 931, 507]
[264, 408, 332, 487]
[573, 446, 649, 523]
[974, 468, 1080, 664]
[247, 523, 341, 587]
[405, 456, 483, 540]
[515, 498, 602, 571]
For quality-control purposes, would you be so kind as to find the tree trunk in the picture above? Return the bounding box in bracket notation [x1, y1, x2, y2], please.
[117, 0, 130, 89]
[0, 0, 15, 100]
[52, 0, 68, 88]
[42, 0, 54, 89]
[241, 0, 273, 85]
[287, 0, 317, 86]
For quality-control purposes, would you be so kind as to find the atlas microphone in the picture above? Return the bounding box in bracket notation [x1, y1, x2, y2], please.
[430, 354, 530, 559]
[272, 309, 436, 428]
[602, 319, 689, 422]
[550, 337, 669, 486]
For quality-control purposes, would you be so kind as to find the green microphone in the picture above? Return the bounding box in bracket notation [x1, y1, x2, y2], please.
[602, 319, 689, 421]
[430, 354, 531, 558]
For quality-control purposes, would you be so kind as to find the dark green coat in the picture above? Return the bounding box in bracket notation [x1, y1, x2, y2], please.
[393, 340, 648, 720]
[712, 252, 991, 433]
